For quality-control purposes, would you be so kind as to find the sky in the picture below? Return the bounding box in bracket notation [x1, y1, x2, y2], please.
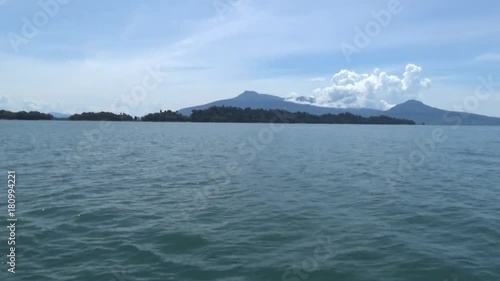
[0, 0, 499, 116]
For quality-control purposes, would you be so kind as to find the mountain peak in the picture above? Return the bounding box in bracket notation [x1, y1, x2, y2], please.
[389, 99, 430, 110]
[235, 91, 283, 102]
[178, 94, 500, 125]
[386, 99, 436, 116]
[238, 90, 260, 97]
[401, 99, 425, 106]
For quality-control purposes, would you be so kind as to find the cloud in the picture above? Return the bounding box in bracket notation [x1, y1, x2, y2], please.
[286, 64, 432, 110]
[309, 77, 326, 82]
[0, 95, 10, 109]
[474, 53, 500, 63]
[20, 99, 65, 113]
[22, 100, 43, 111]
[1, 1, 497, 116]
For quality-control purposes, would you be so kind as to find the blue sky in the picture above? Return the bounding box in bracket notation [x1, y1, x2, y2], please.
[0, 0, 499, 116]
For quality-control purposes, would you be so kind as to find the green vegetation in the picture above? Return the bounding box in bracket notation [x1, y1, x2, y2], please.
[68, 112, 134, 121]
[0, 110, 53, 120]
[70, 106, 414, 124]
[186, 106, 415, 124]
[135, 106, 413, 124]
[1, 106, 415, 124]
[142, 110, 186, 122]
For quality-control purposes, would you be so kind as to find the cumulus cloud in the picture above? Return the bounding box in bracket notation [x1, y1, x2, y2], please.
[23, 100, 42, 111]
[0, 96, 64, 112]
[21, 100, 62, 113]
[0, 95, 11, 109]
[287, 64, 432, 110]
[309, 77, 326, 82]
[474, 53, 500, 63]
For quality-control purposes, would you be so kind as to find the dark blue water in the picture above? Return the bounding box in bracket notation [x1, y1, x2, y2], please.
[1, 121, 499, 281]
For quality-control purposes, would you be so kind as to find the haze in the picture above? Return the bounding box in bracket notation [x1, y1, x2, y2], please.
[0, 0, 499, 117]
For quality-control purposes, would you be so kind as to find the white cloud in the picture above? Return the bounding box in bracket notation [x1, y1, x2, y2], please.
[0, 95, 69, 113]
[309, 77, 326, 82]
[21, 100, 62, 112]
[23, 100, 40, 111]
[474, 53, 500, 63]
[0, 95, 10, 109]
[286, 64, 432, 110]
[0, 1, 498, 116]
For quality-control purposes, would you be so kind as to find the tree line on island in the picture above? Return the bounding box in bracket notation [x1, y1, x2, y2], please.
[0, 110, 53, 120]
[0, 106, 416, 124]
[68, 112, 137, 121]
[188, 107, 415, 124]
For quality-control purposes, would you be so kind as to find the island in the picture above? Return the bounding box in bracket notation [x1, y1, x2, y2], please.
[1, 106, 415, 125]
[68, 112, 136, 121]
[141, 106, 415, 125]
[0, 110, 53, 120]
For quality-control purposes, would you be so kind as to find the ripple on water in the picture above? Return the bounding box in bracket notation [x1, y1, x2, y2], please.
[1, 122, 499, 280]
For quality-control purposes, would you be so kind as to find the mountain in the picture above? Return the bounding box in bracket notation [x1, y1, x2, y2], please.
[178, 91, 382, 117]
[178, 91, 500, 125]
[386, 100, 500, 125]
[49, 112, 70, 119]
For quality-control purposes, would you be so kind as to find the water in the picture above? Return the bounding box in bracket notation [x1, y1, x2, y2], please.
[1, 121, 499, 281]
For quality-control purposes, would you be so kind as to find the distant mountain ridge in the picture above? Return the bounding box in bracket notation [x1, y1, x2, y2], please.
[179, 91, 500, 125]
[179, 91, 382, 117]
[385, 100, 500, 125]
[49, 112, 70, 119]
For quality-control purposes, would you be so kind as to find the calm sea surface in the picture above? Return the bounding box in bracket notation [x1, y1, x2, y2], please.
[1, 121, 499, 281]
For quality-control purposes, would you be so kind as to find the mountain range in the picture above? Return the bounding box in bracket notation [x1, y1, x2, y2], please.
[179, 91, 500, 125]
[49, 112, 71, 119]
